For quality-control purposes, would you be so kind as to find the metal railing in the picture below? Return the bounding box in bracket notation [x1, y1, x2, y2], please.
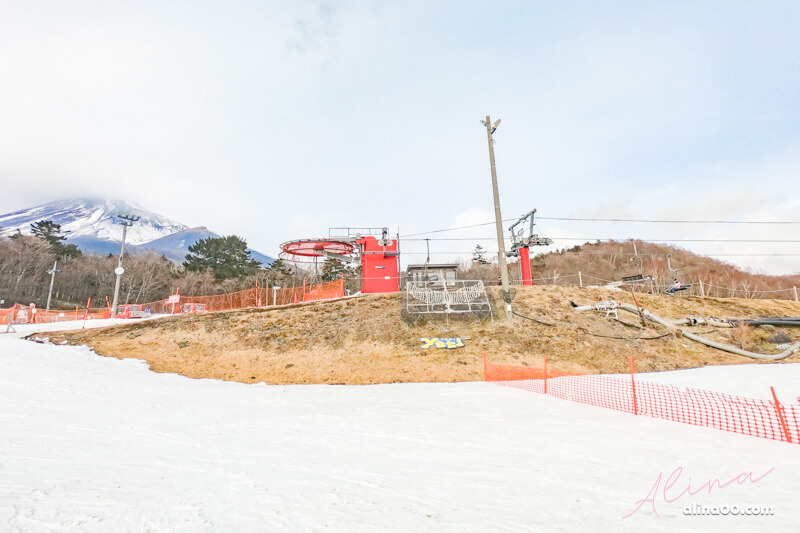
[403, 279, 492, 325]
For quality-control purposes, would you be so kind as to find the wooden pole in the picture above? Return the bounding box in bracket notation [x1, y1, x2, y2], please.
[699, 279, 705, 297]
[483, 115, 512, 319]
[46, 260, 57, 310]
[794, 286, 798, 302]
[578, 271, 583, 288]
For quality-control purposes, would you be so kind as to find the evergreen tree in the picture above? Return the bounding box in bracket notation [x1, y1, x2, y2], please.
[31, 220, 65, 247]
[267, 258, 292, 278]
[183, 235, 260, 281]
[30, 219, 81, 260]
[261, 258, 293, 286]
[320, 257, 346, 282]
[472, 244, 490, 265]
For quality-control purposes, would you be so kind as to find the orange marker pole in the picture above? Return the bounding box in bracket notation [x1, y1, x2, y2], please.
[544, 354, 548, 395]
[629, 356, 638, 415]
[771, 386, 793, 443]
[81, 298, 92, 329]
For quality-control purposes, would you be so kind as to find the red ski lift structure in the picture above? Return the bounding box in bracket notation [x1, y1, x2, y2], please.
[508, 209, 553, 286]
[280, 227, 400, 294]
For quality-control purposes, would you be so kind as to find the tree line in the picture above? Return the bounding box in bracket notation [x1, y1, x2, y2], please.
[0, 220, 315, 309]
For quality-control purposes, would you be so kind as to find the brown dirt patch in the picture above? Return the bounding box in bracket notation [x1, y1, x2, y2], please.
[46, 286, 800, 385]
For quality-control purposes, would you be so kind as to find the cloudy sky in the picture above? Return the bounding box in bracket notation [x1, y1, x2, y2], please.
[1, 1, 799, 274]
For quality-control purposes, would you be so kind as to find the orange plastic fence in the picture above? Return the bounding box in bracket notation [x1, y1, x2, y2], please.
[0, 306, 14, 325]
[485, 354, 800, 445]
[0, 278, 347, 324]
[148, 278, 345, 313]
[0, 304, 111, 324]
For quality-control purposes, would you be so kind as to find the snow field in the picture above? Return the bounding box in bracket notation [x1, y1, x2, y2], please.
[1, 328, 798, 532]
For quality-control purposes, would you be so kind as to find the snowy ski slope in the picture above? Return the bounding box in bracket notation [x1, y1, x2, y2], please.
[1, 322, 798, 532]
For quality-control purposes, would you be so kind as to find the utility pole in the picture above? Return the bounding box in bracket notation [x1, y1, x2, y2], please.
[46, 260, 58, 310]
[110, 213, 140, 317]
[481, 115, 512, 319]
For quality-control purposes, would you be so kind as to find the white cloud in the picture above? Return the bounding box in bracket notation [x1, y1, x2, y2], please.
[1, 1, 799, 274]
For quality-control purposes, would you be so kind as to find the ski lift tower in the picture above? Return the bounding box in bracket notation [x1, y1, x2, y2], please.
[508, 209, 552, 286]
[280, 227, 399, 294]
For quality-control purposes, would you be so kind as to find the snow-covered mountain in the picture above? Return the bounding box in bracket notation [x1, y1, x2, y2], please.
[0, 199, 274, 265]
[0, 198, 188, 245]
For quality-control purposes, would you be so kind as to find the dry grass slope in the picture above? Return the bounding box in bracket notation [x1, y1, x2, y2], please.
[49, 287, 800, 385]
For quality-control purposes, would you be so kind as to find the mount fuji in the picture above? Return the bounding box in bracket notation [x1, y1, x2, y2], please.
[0, 199, 274, 265]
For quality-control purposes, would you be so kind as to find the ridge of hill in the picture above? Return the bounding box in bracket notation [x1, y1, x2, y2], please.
[517, 240, 800, 297]
[50, 286, 800, 385]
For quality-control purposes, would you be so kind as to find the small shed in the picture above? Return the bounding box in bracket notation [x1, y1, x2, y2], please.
[405, 263, 459, 287]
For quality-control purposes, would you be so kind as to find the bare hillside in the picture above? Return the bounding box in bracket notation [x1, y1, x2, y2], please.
[521, 240, 800, 298]
[47, 287, 800, 385]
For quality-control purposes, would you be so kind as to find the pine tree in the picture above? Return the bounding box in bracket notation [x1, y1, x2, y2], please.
[31, 220, 65, 247]
[267, 258, 292, 278]
[262, 258, 293, 286]
[472, 244, 490, 265]
[30, 220, 81, 260]
[183, 235, 260, 281]
[320, 257, 346, 282]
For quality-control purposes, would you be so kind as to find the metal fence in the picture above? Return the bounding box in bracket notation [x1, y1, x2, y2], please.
[403, 279, 492, 325]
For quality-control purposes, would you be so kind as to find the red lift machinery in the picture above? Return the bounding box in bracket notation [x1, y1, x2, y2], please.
[508, 210, 552, 285]
[280, 227, 399, 294]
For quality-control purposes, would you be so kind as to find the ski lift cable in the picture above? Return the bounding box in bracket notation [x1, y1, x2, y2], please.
[538, 217, 800, 224]
[401, 237, 800, 243]
[396, 252, 800, 257]
[401, 217, 800, 238]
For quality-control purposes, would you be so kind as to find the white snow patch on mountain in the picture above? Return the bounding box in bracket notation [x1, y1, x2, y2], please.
[0, 198, 188, 245]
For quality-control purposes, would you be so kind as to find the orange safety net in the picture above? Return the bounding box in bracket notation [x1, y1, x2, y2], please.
[0, 279, 346, 323]
[0, 304, 111, 324]
[302, 278, 345, 303]
[102, 278, 345, 316]
[484, 354, 800, 445]
[0, 305, 16, 325]
[171, 278, 345, 312]
[483, 358, 574, 381]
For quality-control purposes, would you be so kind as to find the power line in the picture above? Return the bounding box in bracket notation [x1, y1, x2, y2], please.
[398, 251, 800, 257]
[401, 216, 800, 238]
[401, 220, 511, 237]
[539, 216, 800, 224]
[403, 237, 800, 243]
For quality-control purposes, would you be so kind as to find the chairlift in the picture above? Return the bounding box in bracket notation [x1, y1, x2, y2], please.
[665, 277, 692, 295]
[619, 254, 652, 284]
